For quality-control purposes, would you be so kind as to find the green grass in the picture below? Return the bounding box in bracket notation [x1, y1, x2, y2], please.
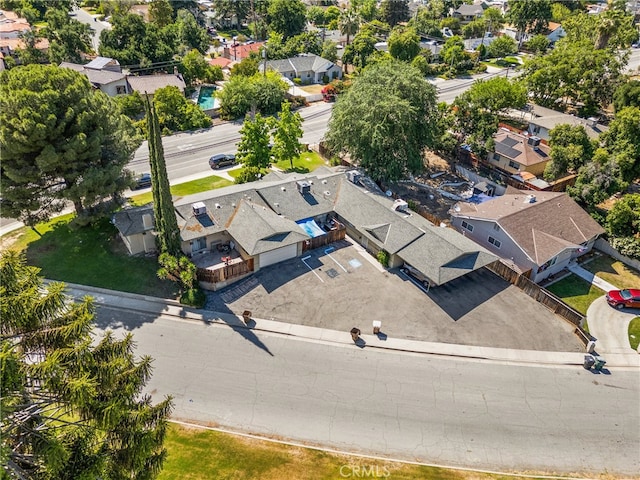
[580, 255, 640, 290]
[546, 274, 605, 315]
[160, 423, 543, 480]
[128, 175, 233, 206]
[3, 215, 177, 298]
[272, 151, 327, 173]
[629, 317, 640, 351]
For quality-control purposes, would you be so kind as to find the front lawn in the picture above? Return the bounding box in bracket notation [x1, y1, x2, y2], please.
[272, 150, 327, 173]
[3, 215, 177, 298]
[629, 317, 640, 351]
[546, 274, 605, 315]
[160, 423, 542, 480]
[580, 255, 640, 290]
[128, 175, 233, 206]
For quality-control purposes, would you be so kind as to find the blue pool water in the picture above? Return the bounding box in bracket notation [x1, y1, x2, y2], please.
[197, 86, 216, 110]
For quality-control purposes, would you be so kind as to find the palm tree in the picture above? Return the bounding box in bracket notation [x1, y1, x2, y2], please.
[339, 8, 360, 46]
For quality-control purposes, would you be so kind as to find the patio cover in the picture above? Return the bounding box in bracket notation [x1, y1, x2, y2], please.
[297, 218, 325, 238]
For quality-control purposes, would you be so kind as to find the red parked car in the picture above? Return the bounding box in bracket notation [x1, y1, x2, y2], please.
[606, 289, 640, 309]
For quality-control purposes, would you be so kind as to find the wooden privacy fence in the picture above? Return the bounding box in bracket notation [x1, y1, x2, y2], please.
[486, 261, 590, 344]
[302, 226, 346, 252]
[197, 258, 254, 284]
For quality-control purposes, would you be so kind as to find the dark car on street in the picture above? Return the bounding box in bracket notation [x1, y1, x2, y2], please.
[606, 289, 640, 309]
[209, 153, 236, 169]
[133, 173, 152, 189]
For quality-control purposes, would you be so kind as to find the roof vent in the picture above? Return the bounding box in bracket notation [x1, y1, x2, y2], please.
[524, 194, 536, 204]
[274, 202, 279, 207]
[587, 117, 598, 127]
[346, 170, 361, 184]
[192, 202, 207, 216]
[324, 190, 331, 196]
[215, 203, 221, 209]
[527, 136, 541, 147]
[231, 203, 236, 208]
[297, 180, 311, 194]
[392, 198, 409, 212]
[309, 180, 313, 185]
[322, 179, 328, 184]
[281, 186, 286, 191]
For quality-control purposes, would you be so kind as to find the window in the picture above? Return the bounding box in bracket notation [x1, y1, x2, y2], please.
[461, 220, 474, 232]
[488, 236, 501, 248]
[116, 85, 127, 95]
[508, 160, 520, 169]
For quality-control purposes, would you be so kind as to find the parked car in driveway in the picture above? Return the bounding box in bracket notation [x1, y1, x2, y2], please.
[209, 154, 236, 169]
[606, 289, 640, 309]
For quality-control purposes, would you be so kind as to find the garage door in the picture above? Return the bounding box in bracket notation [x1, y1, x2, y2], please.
[259, 244, 298, 268]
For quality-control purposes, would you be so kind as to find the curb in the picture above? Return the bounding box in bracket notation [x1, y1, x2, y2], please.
[63, 282, 640, 369]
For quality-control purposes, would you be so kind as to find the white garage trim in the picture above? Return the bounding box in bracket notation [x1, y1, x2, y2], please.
[259, 244, 298, 268]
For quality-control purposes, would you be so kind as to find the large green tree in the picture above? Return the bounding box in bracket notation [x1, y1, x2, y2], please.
[0, 65, 140, 226]
[180, 49, 224, 86]
[217, 70, 288, 119]
[235, 113, 272, 182]
[153, 85, 212, 133]
[388, 26, 420, 62]
[325, 60, 438, 182]
[0, 250, 173, 480]
[486, 35, 517, 58]
[613, 80, 640, 113]
[41, 7, 94, 63]
[606, 194, 640, 238]
[267, 0, 306, 38]
[341, 29, 377, 71]
[271, 101, 304, 170]
[378, 0, 409, 27]
[507, 0, 552, 38]
[544, 124, 595, 181]
[145, 94, 181, 255]
[599, 106, 640, 183]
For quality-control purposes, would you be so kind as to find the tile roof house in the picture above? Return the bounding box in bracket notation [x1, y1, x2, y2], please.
[222, 41, 263, 61]
[260, 54, 342, 84]
[113, 170, 496, 290]
[0, 10, 49, 64]
[450, 191, 604, 282]
[488, 129, 551, 177]
[60, 57, 128, 96]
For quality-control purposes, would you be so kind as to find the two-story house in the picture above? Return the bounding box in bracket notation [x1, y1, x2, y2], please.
[450, 191, 604, 283]
[488, 129, 551, 177]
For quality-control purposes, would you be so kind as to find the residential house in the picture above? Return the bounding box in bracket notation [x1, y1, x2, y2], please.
[452, 2, 488, 24]
[126, 73, 186, 96]
[502, 21, 566, 44]
[450, 191, 604, 283]
[113, 169, 496, 290]
[209, 56, 234, 74]
[488, 129, 551, 177]
[222, 41, 263, 61]
[0, 10, 49, 65]
[513, 104, 607, 141]
[60, 57, 129, 96]
[261, 54, 342, 84]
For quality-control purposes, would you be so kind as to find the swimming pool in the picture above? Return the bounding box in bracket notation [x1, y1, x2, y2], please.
[197, 86, 217, 110]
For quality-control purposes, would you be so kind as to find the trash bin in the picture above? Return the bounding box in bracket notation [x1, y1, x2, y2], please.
[593, 357, 606, 371]
[350, 327, 361, 342]
[583, 354, 595, 370]
[242, 310, 251, 323]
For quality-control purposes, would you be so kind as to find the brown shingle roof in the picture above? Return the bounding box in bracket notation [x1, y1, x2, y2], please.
[453, 191, 604, 263]
[494, 130, 550, 167]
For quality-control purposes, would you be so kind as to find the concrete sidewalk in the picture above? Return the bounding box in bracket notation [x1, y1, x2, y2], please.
[65, 282, 640, 369]
[568, 262, 617, 292]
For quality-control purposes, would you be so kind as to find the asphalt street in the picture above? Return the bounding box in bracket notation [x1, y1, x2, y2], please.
[94, 306, 640, 477]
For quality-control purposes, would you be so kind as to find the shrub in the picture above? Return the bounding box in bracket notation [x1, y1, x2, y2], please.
[407, 199, 419, 212]
[234, 166, 262, 184]
[180, 287, 206, 308]
[293, 77, 302, 85]
[376, 249, 390, 267]
[611, 236, 640, 260]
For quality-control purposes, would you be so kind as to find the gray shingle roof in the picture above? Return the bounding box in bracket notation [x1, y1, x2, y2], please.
[60, 61, 126, 85]
[112, 205, 154, 236]
[226, 200, 309, 255]
[126, 74, 186, 95]
[265, 54, 336, 76]
[257, 175, 340, 220]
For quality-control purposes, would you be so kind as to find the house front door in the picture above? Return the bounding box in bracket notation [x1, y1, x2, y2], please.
[192, 237, 206, 254]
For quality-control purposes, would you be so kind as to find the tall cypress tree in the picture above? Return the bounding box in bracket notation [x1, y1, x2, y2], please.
[144, 93, 181, 255]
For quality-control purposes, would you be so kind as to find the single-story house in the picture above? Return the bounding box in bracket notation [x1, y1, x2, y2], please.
[488, 129, 551, 177]
[113, 169, 496, 290]
[450, 191, 605, 283]
[222, 41, 263, 61]
[502, 21, 566, 44]
[511, 104, 607, 141]
[260, 54, 342, 84]
[60, 57, 128, 96]
[126, 73, 186, 96]
[453, 2, 488, 23]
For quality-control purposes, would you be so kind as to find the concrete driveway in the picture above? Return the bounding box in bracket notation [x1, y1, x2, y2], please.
[587, 296, 638, 354]
[206, 240, 584, 352]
